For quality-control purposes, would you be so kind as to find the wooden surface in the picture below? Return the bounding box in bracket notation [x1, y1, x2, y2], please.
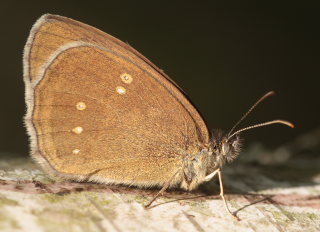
[0, 130, 319, 232]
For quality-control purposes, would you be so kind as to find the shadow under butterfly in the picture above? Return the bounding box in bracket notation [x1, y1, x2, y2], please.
[23, 14, 294, 220]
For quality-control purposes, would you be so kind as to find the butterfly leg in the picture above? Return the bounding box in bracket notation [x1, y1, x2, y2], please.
[144, 169, 180, 208]
[216, 168, 240, 221]
[204, 168, 220, 182]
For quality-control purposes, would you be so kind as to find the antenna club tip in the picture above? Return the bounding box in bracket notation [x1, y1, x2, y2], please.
[288, 122, 295, 128]
[280, 120, 295, 128]
[267, 91, 276, 96]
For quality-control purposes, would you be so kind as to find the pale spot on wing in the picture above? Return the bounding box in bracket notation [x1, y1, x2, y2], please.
[72, 126, 83, 134]
[120, 73, 133, 84]
[72, 149, 80, 154]
[76, 102, 86, 110]
[116, 86, 126, 95]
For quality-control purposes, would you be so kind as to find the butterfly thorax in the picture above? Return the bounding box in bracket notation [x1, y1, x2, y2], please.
[180, 150, 210, 190]
[180, 130, 241, 190]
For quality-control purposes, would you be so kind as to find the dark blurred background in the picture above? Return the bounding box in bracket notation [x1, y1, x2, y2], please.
[0, 1, 319, 156]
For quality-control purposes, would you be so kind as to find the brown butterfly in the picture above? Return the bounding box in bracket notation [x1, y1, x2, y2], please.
[23, 14, 293, 220]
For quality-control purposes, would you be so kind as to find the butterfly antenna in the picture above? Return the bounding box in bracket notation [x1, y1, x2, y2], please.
[227, 120, 294, 141]
[227, 91, 275, 137]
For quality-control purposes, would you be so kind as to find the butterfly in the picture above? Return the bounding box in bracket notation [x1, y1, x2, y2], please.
[23, 14, 293, 220]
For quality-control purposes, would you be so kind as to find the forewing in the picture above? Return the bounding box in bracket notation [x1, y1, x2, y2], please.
[24, 15, 210, 187]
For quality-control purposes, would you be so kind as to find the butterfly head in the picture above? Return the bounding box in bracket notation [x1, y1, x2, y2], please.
[210, 129, 242, 167]
[208, 91, 294, 168]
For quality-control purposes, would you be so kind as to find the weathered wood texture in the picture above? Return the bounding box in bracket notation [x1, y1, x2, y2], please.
[0, 130, 319, 232]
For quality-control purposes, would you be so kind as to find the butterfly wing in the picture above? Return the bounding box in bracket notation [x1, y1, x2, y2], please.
[24, 15, 209, 187]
